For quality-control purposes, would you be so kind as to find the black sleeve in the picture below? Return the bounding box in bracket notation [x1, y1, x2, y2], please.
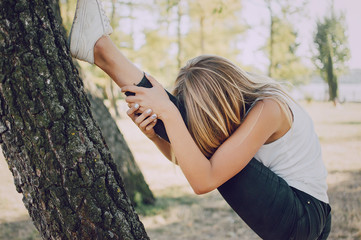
[125, 74, 187, 142]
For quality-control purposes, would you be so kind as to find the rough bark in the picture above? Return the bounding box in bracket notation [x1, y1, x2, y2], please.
[0, 0, 149, 239]
[87, 93, 155, 205]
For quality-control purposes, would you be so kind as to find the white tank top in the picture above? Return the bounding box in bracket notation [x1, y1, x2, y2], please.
[254, 99, 329, 203]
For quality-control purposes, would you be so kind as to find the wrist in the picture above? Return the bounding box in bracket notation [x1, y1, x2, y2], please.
[159, 103, 180, 122]
[149, 134, 160, 142]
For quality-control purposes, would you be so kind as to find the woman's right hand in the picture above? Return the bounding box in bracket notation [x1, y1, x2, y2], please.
[127, 103, 158, 140]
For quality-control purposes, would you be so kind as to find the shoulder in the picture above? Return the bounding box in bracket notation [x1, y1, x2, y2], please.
[222, 98, 284, 156]
[248, 98, 283, 122]
[244, 99, 285, 137]
[249, 98, 292, 143]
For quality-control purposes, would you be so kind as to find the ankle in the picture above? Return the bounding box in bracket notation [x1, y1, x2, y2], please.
[95, 35, 109, 51]
[94, 35, 109, 66]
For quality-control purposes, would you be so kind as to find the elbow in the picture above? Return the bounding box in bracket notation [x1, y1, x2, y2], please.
[192, 184, 213, 195]
[189, 175, 217, 195]
[193, 189, 208, 195]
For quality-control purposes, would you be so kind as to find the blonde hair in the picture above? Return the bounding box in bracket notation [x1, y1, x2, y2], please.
[173, 55, 293, 158]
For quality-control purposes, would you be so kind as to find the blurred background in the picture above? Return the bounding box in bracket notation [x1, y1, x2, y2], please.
[0, 0, 360, 239]
[60, 0, 361, 108]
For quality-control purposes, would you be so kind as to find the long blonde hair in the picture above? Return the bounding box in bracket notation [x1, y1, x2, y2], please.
[173, 55, 293, 158]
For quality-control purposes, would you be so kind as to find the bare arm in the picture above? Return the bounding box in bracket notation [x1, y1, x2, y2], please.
[122, 77, 286, 195]
[149, 135, 177, 164]
[162, 99, 282, 194]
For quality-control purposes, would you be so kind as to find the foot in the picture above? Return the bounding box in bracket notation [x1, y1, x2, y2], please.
[69, 0, 113, 64]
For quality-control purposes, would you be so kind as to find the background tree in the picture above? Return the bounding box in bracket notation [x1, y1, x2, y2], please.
[87, 90, 155, 206]
[60, 0, 132, 117]
[0, 0, 149, 238]
[122, 0, 247, 86]
[60, 0, 155, 206]
[264, 16, 310, 84]
[116, 0, 177, 87]
[264, 0, 310, 84]
[185, 0, 245, 64]
[313, 5, 350, 104]
[157, 0, 185, 69]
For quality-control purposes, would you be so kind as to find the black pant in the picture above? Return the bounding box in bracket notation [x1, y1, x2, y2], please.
[131, 75, 332, 239]
[218, 158, 331, 240]
[125, 75, 187, 142]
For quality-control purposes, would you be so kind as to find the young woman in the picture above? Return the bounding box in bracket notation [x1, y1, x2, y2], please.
[69, 0, 331, 239]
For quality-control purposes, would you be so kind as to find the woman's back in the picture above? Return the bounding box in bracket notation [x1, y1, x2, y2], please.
[254, 100, 329, 203]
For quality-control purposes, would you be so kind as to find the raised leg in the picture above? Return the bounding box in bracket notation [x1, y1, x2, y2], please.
[68, 0, 186, 142]
[94, 35, 143, 87]
[68, 0, 143, 87]
[93, 36, 187, 142]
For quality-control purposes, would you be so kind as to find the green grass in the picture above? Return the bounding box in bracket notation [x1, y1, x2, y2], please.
[0, 220, 40, 240]
[135, 186, 198, 216]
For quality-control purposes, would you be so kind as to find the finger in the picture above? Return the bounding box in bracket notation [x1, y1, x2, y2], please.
[133, 106, 147, 117]
[138, 106, 147, 113]
[127, 103, 140, 117]
[139, 113, 157, 129]
[135, 109, 153, 125]
[125, 96, 141, 104]
[121, 85, 144, 94]
[129, 103, 146, 113]
[127, 109, 137, 121]
[134, 106, 147, 113]
[145, 119, 157, 131]
[127, 103, 139, 114]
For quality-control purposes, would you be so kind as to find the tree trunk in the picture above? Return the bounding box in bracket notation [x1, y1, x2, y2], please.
[199, 15, 205, 55]
[57, 0, 154, 206]
[87, 93, 155, 205]
[0, 0, 149, 239]
[108, 79, 120, 117]
[326, 54, 338, 105]
[176, 0, 183, 69]
[266, 0, 274, 78]
[326, 36, 338, 104]
[108, 0, 120, 117]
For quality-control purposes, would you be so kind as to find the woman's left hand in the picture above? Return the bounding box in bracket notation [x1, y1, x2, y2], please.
[121, 74, 174, 121]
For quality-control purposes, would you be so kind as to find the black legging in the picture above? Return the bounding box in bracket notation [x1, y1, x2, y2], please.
[127, 74, 331, 239]
[125, 75, 187, 142]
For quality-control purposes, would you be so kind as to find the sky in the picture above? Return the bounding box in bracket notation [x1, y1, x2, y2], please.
[240, 0, 361, 71]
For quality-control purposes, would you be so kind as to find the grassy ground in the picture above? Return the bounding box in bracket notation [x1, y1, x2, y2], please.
[0, 101, 360, 240]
